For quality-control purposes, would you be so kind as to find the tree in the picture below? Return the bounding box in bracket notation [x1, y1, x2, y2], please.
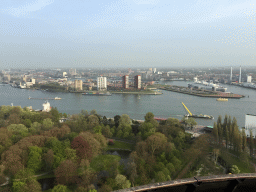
[139, 122, 156, 139]
[115, 174, 131, 190]
[155, 171, 167, 182]
[166, 118, 180, 127]
[187, 118, 197, 130]
[79, 132, 103, 158]
[217, 123, 223, 146]
[114, 115, 121, 127]
[213, 148, 219, 165]
[44, 149, 54, 171]
[102, 125, 113, 138]
[27, 146, 43, 173]
[71, 136, 92, 161]
[88, 115, 99, 130]
[42, 118, 54, 131]
[249, 129, 254, 156]
[146, 133, 167, 158]
[241, 129, 247, 152]
[166, 163, 175, 175]
[52, 184, 68, 192]
[54, 160, 78, 185]
[12, 168, 41, 192]
[144, 112, 158, 127]
[229, 165, 240, 174]
[50, 107, 60, 125]
[212, 122, 218, 144]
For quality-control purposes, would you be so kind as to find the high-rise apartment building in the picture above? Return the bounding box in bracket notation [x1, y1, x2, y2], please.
[97, 77, 107, 90]
[122, 75, 129, 89]
[74, 80, 83, 91]
[134, 75, 141, 89]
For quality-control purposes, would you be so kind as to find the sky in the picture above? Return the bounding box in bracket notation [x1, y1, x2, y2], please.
[0, 0, 255, 69]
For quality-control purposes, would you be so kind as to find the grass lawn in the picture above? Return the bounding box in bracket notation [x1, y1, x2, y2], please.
[90, 154, 121, 172]
[107, 140, 133, 150]
[220, 149, 254, 173]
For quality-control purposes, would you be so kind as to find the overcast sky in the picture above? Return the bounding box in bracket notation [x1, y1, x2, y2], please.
[0, 0, 255, 69]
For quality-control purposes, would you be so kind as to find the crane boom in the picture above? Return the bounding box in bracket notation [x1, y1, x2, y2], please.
[182, 102, 193, 116]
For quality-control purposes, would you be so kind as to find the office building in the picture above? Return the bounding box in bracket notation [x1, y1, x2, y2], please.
[74, 80, 83, 91]
[97, 76, 107, 90]
[134, 75, 141, 89]
[122, 75, 129, 89]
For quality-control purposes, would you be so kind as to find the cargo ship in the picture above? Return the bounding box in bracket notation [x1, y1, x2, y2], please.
[182, 102, 214, 119]
[82, 92, 112, 96]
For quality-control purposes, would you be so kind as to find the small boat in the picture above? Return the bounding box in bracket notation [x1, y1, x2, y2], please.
[216, 98, 228, 101]
[54, 97, 62, 100]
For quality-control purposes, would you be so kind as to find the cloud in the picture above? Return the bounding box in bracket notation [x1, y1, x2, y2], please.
[1, 0, 54, 17]
[133, 0, 160, 5]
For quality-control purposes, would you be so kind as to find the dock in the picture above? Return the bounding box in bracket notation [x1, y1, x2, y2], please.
[159, 85, 244, 99]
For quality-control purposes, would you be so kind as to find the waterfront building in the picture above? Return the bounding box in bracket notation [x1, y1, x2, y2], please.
[42, 101, 51, 112]
[97, 76, 107, 90]
[69, 68, 76, 76]
[31, 78, 36, 84]
[247, 75, 252, 83]
[23, 75, 28, 82]
[122, 75, 129, 89]
[63, 72, 67, 77]
[3, 74, 11, 82]
[74, 80, 83, 91]
[134, 75, 141, 89]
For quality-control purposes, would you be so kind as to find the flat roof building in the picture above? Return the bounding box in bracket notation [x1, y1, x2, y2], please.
[97, 76, 107, 90]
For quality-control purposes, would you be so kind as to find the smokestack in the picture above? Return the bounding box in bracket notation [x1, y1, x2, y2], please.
[239, 66, 241, 83]
[230, 67, 232, 82]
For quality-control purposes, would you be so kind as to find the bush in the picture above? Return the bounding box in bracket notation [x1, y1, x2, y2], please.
[108, 139, 115, 145]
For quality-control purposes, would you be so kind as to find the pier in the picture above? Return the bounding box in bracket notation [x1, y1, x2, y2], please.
[28, 97, 61, 100]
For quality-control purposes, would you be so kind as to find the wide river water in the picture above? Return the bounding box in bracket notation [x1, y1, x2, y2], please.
[0, 81, 255, 128]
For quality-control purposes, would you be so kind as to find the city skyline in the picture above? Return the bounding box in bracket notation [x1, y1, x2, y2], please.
[0, 0, 255, 69]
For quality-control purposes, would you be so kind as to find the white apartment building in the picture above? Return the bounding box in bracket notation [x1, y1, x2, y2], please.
[97, 77, 107, 90]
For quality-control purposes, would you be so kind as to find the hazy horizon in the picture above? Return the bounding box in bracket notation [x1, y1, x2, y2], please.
[1, 0, 255, 69]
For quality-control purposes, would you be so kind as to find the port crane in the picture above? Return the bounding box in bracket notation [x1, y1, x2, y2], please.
[181, 102, 214, 119]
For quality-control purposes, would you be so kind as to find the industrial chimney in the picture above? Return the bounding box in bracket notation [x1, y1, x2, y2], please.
[239, 66, 241, 83]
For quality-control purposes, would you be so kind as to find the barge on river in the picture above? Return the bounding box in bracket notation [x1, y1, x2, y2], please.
[182, 102, 214, 119]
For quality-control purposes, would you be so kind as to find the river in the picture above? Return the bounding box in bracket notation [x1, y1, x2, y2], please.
[0, 81, 255, 128]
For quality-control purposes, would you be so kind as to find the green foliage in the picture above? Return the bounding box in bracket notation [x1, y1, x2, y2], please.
[115, 174, 131, 190]
[166, 163, 175, 174]
[139, 122, 156, 139]
[90, 155, 121, 173]
[42, 118, 54, 131]
[7, 124, 28, 133]
[51, 184, 68, 192]
[229, 165, 240, 174]
[27, 146, 43, 173]
[13, 168, 41, 192]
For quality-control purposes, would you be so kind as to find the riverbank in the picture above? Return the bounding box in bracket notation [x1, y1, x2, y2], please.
[110, 91, 162, 95]
[159, 85, 244, 99]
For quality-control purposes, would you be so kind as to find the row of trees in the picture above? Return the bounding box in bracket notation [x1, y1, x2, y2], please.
[212, 115, 254, 155]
